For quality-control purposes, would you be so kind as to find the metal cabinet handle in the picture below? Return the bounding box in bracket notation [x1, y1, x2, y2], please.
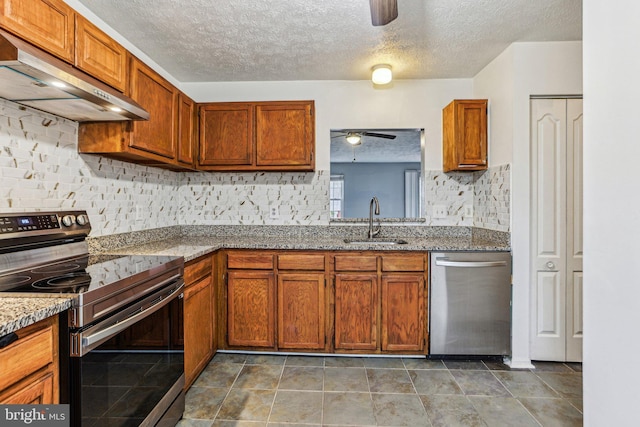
[435, 258, 507, 268]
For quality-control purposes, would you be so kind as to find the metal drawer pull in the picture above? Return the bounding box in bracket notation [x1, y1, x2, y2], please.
[435, 258, 507, 268]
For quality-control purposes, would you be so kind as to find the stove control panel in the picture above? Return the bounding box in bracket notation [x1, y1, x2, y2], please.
[0, 211, 91, 235]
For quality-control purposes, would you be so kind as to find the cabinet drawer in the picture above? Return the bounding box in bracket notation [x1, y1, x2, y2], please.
[381, 255, 425, 272]
[227, 252, 274, 270]
[185, 255, 212, 284]
[334, 255, 377, 272]
[278, 254, 324, 270]
[0, 324, 54, 391]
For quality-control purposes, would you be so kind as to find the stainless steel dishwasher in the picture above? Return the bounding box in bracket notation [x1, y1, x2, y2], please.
[429, 251, 511, 356]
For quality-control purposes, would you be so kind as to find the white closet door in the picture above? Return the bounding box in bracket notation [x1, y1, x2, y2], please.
[530, 99, 568, 361]
[566, 99, 584, 362]
[530, 98, 583, 362]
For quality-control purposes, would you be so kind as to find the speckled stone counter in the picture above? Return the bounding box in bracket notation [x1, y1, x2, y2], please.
[91, 226, 510, 261]
[0, 297, 73, 336]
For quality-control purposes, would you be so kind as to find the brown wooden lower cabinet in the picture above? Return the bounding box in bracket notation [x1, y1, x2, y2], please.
[227, 270, 275, 348]
[0, 316, 59, 404]
[221, 250, 428, 355]
[381, 274, 425, 352]
[184, 255, 215, 389]
[334, 273, 378, 351]
[277, 273, 326, 350]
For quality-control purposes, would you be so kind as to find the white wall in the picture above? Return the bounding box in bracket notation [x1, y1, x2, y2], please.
[473, 41, 583, 368]
[583, 1, 640, 425]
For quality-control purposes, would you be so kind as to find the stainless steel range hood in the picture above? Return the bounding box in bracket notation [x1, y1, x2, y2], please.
[0, 29, 149, 122]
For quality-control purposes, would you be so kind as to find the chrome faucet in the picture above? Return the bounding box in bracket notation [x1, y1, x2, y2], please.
[368, 196, 381, 239]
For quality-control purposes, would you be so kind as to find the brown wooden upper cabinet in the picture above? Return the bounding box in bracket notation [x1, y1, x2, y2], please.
[0, 0, 75, 63]
[78, 56, 196, 170]
[198, 101, 315, 171]
[177, 93, 197, 168]
[442, 99, 488, 172]
[74, 15, 127, 92]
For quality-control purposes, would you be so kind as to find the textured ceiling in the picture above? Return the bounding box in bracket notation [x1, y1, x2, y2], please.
[76, 0, 582, 82]
[330, 129, 422, 163]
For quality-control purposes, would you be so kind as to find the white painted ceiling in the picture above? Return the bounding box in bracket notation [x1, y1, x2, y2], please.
[330, 129, 422, 163]
[76, 0, 582, 82]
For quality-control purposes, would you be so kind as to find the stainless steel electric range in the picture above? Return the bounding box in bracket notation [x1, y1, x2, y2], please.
[0, 211, 185, 427]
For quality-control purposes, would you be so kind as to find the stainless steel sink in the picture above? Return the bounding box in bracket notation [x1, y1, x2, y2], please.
[343, 238, 408, 245]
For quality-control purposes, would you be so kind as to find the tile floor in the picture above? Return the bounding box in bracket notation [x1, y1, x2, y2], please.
[178, 353, 582, 427]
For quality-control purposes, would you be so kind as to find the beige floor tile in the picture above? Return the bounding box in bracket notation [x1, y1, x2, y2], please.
[324, 356, 365, 368]
[493, 370, 559, 398]
[324, 367, 369, 392]
[364, 357, 405, 369]
[245, 354, 287, 366]
[535, 372, 583, 398]
[278, 366, 324, 391]
[367, 368, 415, 393]
[216, 389, 275, 421]
[449, 370, 511, 397]
[371, 393, 430, 426]
[233, 365, 283, 390]
[268, 390, 323, 424]
[184, 386, 229, 420]
[402, 358, 447, 370]
[194, 363, 243, 388]
[284, 355, 324, 367]
[468, 396, 539, 426]
[409, 369, 463, 395]
[323, 392, 376, 425]
[519, 397, 583, 426]
[420, 394, 486, 427]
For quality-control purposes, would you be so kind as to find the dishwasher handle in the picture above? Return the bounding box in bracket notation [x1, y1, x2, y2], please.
[435, 258, 508, 268]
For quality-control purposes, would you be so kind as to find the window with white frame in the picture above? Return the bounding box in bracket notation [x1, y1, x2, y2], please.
[330, 174, 344, 218]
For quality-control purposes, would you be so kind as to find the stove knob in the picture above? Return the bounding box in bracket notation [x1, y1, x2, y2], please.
[76, 214, 89, 226]
[62, 215, 76, 227]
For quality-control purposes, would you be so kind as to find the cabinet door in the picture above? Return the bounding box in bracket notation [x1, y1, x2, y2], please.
[74, 15, 127, 92]
[277, 273, 325, 350]
[199, 103, 254, 167]
[334, 274, 378, 350]
[184, 275, 214, 388]
[227, 271, 275, 348]
[129, 57, 177, 159]
[381, 274, 425, 352]
[177, 92, 196, 166]
[255, 102, 314, 168]
[0, 373, 54, 404]
[443, 99, 487, 172]
[0, 0, 75, 62]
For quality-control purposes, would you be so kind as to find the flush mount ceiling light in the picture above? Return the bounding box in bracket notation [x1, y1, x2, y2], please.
[371, 64, 392, 85]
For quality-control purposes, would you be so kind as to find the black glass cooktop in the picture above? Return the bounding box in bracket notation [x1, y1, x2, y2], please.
[0, 254, 182, 294]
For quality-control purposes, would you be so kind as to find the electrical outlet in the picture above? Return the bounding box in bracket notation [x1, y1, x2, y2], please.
[464, 205, 473, 217]
[269, 204, 280, 219]
[135, 205, 144, 221]
[433, 205, 447, 219]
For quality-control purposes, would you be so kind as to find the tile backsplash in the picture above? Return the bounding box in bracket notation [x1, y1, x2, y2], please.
[0, 100, 510, 235]
[0, 100, 181, 236]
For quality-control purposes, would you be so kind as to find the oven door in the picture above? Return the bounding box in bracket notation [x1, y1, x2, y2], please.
[63, 281, 184, 427]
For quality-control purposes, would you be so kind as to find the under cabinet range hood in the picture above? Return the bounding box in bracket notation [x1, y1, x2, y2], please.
[0, 29, 149, 122]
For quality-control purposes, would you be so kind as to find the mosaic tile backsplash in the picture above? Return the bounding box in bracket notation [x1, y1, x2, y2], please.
[0, 100, 510, 235]
[0, 100, 181, 236]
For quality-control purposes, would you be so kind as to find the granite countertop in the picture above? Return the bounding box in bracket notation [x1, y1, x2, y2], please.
[0, 297, 73, 337]
[103, 234, 510, 263]
[0, 225, 509, 335]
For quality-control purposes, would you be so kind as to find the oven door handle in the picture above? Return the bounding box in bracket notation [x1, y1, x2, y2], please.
[71, 281, 183, 357]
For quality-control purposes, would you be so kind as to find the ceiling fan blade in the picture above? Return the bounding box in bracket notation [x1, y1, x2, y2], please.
[362, 131, 397, 139]
[369, 0, 398, 26]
